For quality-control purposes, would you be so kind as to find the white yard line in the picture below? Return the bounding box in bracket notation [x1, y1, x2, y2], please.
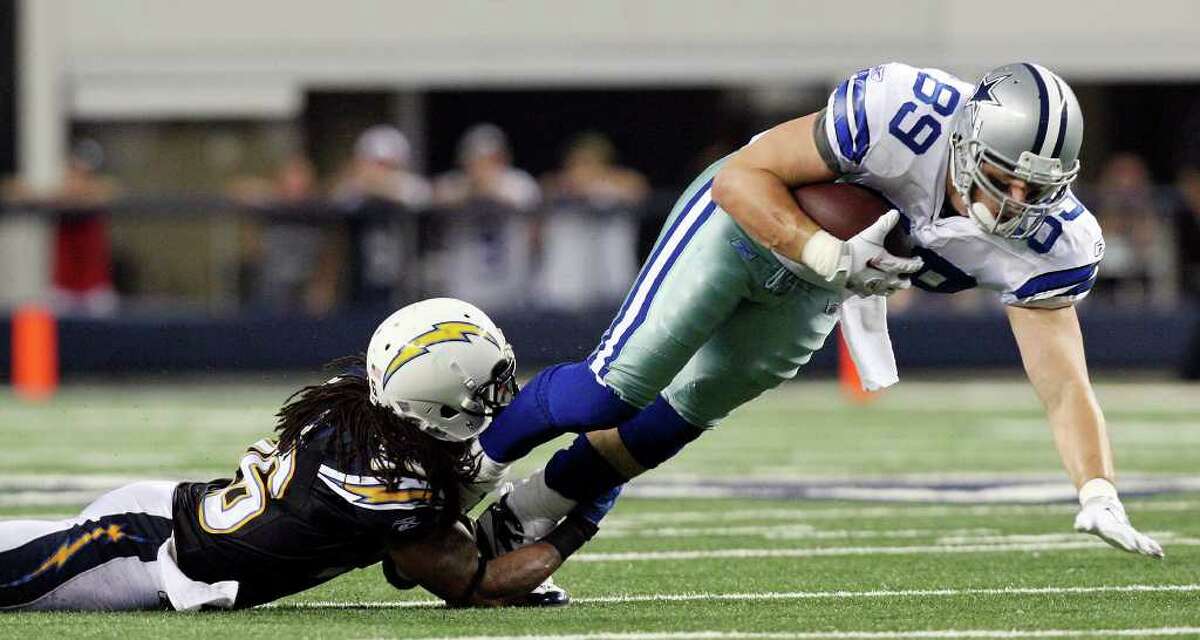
[274, 583, 1200, 610]
[393, 628, 1200, 640]
[600, 526, 1000, 540]
[601, 528, 1182, 546]
[625, 478, 1200, 503]
[931, 532, 1182, 545]
[572, 539, 1200, 562]
[605, 501, 1200, 527]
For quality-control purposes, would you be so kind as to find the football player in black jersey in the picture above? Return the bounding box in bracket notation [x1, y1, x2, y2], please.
[0, 298, 603, 611]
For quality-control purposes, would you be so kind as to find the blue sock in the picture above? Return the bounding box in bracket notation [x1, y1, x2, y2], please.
[543, 435, 627, 502]
[543, 396, 704, 503]
[616, 396, 704, 470]
[572, 485, 623, 526]
[480, 361, 639, 463]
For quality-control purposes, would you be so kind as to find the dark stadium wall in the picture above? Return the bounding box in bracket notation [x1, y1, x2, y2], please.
[0, 308, 1196, 380]
[0, 0, 16, 174]
[423, 88, 745, 188]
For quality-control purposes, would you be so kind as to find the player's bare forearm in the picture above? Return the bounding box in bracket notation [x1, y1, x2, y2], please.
[712, 112, 835, 260]
[1006, 304, 1114, 487]
[469, 542, 562, 606]
[388, 521, 563, 606]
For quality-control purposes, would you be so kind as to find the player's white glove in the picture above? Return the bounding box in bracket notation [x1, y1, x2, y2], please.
[1073, 479, 1164, 558]
[840, 210, 924, 297]
[779, 209, 924, 297]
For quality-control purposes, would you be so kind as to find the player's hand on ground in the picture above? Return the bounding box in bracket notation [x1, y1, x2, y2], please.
[843, 209, 923, 297]
[1073, 495, 1164, 558]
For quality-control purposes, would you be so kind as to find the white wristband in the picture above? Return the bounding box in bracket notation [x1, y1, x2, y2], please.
[1078, 477, 1118, 506]
[798, 229, 844, 281]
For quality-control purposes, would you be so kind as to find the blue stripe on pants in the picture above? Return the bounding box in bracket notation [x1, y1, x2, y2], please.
[589, 182, 715, 375]
[599, 201, 718, 377]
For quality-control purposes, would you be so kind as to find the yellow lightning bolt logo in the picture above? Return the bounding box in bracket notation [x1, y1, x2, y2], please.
[339, 483, 435, 505]
[7, 525, 129, 587]
[382, 321, 494, 388]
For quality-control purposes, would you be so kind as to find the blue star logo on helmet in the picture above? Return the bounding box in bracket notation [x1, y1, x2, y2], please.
[970, 72, 1011, 107]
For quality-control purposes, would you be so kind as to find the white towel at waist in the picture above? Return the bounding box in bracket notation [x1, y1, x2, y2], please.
[837, 294, 898, 391]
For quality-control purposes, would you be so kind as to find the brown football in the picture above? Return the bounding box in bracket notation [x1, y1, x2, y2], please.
[791, 182, 910, 256]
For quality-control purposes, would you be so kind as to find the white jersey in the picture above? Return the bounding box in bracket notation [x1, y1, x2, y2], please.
[818, 63, 1105, 308]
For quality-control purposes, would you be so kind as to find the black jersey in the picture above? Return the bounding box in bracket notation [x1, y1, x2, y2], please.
[171, 425, 441, 609]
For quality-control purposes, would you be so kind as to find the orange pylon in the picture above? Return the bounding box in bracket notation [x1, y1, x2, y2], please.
[12, 305, 58, 401]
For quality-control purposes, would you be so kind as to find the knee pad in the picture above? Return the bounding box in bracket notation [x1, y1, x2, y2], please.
[616, 395, 704, 470]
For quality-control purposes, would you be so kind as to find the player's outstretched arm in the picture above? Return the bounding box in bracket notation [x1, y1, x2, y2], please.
[1006, 304, 1163, 558]
[388, 513, 597, 606]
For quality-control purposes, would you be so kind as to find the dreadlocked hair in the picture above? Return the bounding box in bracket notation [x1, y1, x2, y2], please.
[274, 355, 478, 530]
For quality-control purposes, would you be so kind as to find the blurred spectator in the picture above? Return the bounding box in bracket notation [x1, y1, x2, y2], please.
[432, 124, 540, 311]
[534, 132, 647, 310]
[52, 140, 121, 316]
[332, 125, 432, 310]
[227, 152, 317, 206]
[1088, 153, 1176, 306]
[332, 125, 431, 210]
[228, 153, 337, 315]
[433, 123, 539, 210]
[1174, 166, 1200, 301]
[1, 139, 122, 316]
[541, 132, 648, 206]
[1173, 166, 1200, 379]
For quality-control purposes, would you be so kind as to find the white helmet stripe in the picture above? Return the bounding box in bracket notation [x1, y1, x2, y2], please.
[1049, 74, 1070, 158]
[1021, 62, 1053, 156]
[1039, 70, 1064, 158]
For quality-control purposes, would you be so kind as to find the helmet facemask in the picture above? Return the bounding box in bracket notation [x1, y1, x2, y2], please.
[950, 107, 1079, 240]
[460, 347, 518, 420]
[418, 345, 517, 443]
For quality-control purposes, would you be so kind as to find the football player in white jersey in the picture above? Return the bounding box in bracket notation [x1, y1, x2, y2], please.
[709, 61, 1155, 556]
[474, 62, 1162, 565]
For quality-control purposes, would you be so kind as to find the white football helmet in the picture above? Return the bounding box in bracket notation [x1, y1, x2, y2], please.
[950, 62, 1083, 239]
[366, 298, 517, 442]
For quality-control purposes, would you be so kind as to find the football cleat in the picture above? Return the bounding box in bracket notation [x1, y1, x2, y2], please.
[474, 494, 570, 607]
[520, 576, 570, 607]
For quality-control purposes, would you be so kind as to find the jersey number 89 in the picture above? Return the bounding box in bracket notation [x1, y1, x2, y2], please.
[888, 73, 961, 155]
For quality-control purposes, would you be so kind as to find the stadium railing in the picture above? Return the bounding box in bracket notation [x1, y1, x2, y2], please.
[1, 190, 1196, 377]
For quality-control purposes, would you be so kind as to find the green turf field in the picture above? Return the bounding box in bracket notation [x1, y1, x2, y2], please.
[2, 378, 1199, 639]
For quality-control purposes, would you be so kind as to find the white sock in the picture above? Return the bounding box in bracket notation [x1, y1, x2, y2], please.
[504, 468, 577, 543]
[472, 440, 511, 484]
[461, 441, 513, 513]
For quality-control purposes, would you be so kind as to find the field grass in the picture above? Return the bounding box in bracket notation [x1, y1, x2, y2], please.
[1, 377, 1199, 639]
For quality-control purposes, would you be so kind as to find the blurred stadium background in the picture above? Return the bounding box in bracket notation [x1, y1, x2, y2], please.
[1, 1, 1199, 380]
[1, 2, 1200, 636]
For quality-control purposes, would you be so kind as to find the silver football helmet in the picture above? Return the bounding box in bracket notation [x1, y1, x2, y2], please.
[950, 62, 1083, 239]
[366, 298, 517, 442]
